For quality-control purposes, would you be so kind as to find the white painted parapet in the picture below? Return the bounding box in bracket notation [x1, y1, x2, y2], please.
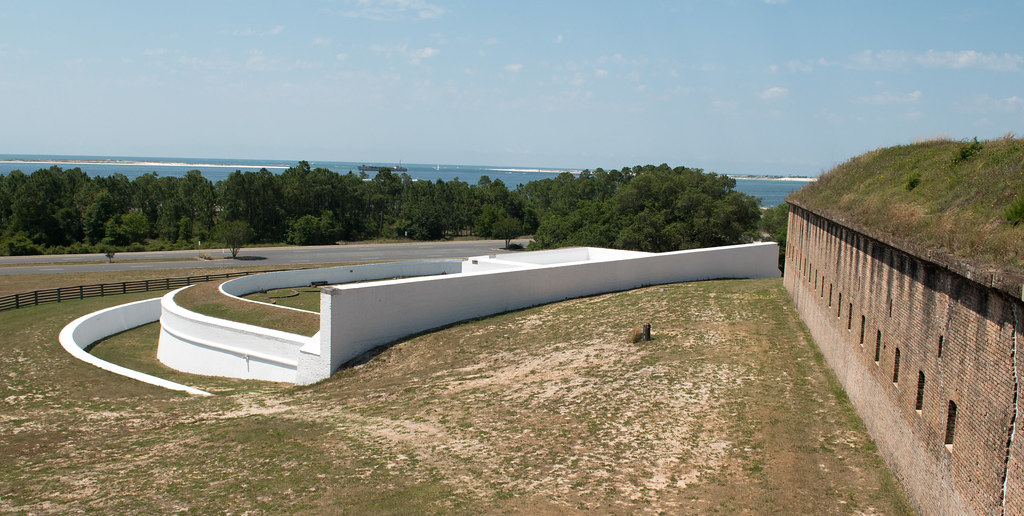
[301, 242, 780, 384]
[59, 297, 210, 395]
[158, 287, 313, 383]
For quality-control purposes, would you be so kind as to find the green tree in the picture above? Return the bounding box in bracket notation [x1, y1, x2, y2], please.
[121, 212, 150, 244]
[215, 220, 254, 258]
[492, 215, 523, 249]
[760, 203, 789, 271]
[286, 215, 321, 246]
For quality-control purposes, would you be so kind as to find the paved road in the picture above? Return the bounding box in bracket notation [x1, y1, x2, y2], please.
[0, 240, 529, 276]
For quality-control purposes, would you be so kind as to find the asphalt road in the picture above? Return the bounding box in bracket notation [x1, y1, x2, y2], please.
[0, 240, 529, 276]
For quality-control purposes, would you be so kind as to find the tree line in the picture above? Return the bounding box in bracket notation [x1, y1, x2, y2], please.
[0, 161, 786, 258]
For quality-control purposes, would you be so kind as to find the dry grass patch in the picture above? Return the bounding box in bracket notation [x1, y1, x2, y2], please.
[173, 280, 319, 336]
[0, 278, 913, 514]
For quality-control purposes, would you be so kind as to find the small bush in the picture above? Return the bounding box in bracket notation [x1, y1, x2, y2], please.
[630, 326, 644, 343]
[1006, 195, 1024, 226]
[950, 137, 983, 168]
[0, 233, 43, 256]
[904, 171, 921, 191]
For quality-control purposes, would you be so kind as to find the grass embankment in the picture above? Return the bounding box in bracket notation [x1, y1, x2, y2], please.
[173, 280, 320, 337]
[0, 273, 913, 514]
[243, 288, 322, 312]
[790, 135, 1024, 270]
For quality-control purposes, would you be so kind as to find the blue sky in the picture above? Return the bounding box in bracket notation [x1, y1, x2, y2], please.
[1, 1, 1021, 175]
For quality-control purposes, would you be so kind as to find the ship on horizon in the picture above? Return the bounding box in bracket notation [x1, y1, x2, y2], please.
[358, 162, 408, 173]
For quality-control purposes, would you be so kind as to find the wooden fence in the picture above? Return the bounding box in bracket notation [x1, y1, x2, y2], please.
[0, 269, 295, 312]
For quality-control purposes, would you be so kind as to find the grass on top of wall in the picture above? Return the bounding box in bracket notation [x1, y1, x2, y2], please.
[173, 280, 320, 337]
[789, 135, 1024, 270]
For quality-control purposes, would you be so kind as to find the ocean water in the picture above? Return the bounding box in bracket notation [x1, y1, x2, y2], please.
[0, 155, 811, 206]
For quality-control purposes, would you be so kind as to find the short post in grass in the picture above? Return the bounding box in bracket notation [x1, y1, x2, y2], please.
[642, 323, 651, 342]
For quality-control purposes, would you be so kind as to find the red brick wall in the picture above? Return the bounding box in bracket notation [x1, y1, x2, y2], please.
[784, 204, 1023, 515]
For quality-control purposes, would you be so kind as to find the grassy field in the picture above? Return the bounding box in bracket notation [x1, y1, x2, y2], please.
[789, 135, 1024, 270]
[0, 264, 914, 514]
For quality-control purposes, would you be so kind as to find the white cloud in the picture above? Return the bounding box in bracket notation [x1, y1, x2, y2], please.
[143, 48, 167, 56]
[772, 57, 834, 73]
[505, 63, 523, 73]
[314, 37, 332, 46]
[232, 26, 284, 37]
[763, 0, 786, 3]
[555, 34, 563, 44]
[850, 49, 1023, 71]
[853, 90, 922, 105]
[245, 50, 276, 71]
[335, 53, 348, 61]
[917, 50, 1022, 70]
[959, 94, 1024, 113]
[370, 44, 440, 64]
[757, 86, 789, 100]
[410, 47, 440, 59]
[1001, 96, 1024, 111]
[595, 69, 608, 77]
[335, 0, 445, 21]
[598, 53, 625, 65]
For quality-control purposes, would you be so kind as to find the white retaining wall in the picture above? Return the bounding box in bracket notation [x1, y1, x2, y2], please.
[158, 288, 314, 383]
[59, 297, 210, 395]
[300, 242, 780, 384]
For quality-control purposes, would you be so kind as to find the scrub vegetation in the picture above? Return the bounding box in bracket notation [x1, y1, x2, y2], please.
[0, 162, 762, 257]
[0, 267, 912, 514]
[789, 134, 1024, 270]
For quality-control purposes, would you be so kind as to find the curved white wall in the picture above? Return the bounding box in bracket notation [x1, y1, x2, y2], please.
[59, 297, 210, 396]
[157, 287, 314, 383]
[301, 242, 781, 384]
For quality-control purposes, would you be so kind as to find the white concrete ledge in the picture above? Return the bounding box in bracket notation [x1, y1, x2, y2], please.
[58, 297, 210, 396]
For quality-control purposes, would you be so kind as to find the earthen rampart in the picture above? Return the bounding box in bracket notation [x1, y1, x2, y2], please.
[785, 201, 1024, 515]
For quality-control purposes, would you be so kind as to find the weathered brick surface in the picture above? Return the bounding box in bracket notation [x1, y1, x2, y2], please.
[784, 204, 1024, 516]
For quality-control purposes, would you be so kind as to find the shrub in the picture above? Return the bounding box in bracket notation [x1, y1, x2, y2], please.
[905, 171, 921, 191]
[950, 137, 983, 168]
[1006, 195, 1024, 226]
[1, 233, 43, 256]
[630, 326, 644, 343]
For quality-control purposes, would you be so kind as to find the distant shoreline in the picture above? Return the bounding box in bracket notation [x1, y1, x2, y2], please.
[0, 158, 816, 181]
[0, 159, 289, 169]
[730, 175, 815, 182]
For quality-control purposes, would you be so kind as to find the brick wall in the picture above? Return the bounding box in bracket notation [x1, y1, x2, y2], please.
[784, 203, 1024, 515]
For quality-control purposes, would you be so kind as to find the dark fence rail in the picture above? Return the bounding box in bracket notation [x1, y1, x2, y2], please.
[0, 268, 296, 312]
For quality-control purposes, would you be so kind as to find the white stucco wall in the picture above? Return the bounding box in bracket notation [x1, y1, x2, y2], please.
[157, 287, 314, 383]
[59, 297, 210, 395]
[300, 242, 780, 384]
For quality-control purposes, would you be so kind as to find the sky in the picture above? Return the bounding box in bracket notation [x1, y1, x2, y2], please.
[0, 1, 1021, 176]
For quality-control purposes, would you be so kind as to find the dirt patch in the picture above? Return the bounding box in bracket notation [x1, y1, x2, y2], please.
[0, 278, 913, 514]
